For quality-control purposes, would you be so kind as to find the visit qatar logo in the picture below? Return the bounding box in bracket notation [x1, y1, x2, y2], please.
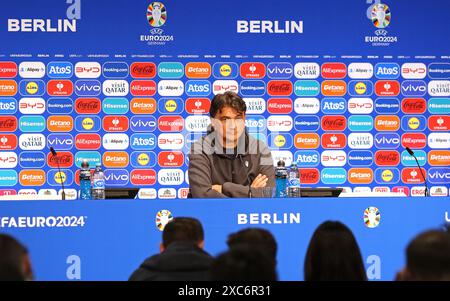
[140, 2, 174, 46]
[364, 1, 398, 47]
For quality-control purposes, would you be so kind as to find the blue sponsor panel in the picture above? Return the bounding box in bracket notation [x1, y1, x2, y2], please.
[427, 167, 450, 184]
[102, 97, 129, 114]
[102, 62, 129, 78]
[239, 80, 265, 96]
[267, 133, 293, 149]
[74, 151, 101, 168]
[374, 98, 400, 114]
[374, 133, 400, 149]
[401, 150, 426, 166]
[401, 115, 427, 131]
[19, 80, 45, 96]
[185, 80, 211, 97]
[74, 80, 102, 96]
[47, 133, 74, 150]
[0, 170, 18, 186]
[0, 98, 17, 114]
[374, 63, 400, 79]
[294, 80, 320, 97]
[401, 80, 427, 96]
[47, 61, 73, 78]
[348, 115, 373, 131]
[19, 151, 46, 169]
[375, 168, 400, 184]
[245, 115, 266, 132]
[428, 63, 450, 79]
[157, 62, 184, 79]
[212, 62, 239, 79]
[130, 151, 157, 168]
[47, 169, 74, 186]
[321, 168, 347, 185]
[75, 115, 102, 132]
[157, 97, 184, 114]
[294, 115, 320, 131]
[248, 132, 267, 143]
[294, 150, 320, 167]
[348, 150, 373, 166]
[348, 80, 373, 96]
[428, 98, 450, 114]
[19, 116, 45, 132]
[130, 133, 156, 150]
[130, 116, 157, 132]
[267, 62, 293, 79]
[321, 97, 346, 114]
[47, 98, 73, 114]
[104, 169, 129, 186]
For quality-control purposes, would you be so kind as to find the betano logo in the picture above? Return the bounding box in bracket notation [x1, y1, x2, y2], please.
[294, 133, 320, 149]
[348, 168, 373, 184]
[47, 116, 73, 132]
[375, 115, 400, 131]
[321, 80, 346, 96]
[103, 152, 129, 168]
[185, 62, 211, 78]
[19, 170, 45, 186]
[130, 98, 156, 114]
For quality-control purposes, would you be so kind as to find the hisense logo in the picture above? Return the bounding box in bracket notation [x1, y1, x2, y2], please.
[8, 0, 81, 33]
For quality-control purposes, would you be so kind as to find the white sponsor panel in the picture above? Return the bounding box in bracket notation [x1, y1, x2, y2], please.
[74, 62, 101, 78]
[60, 189, 77, 200]
[0, 152, 18, 168]
[138, 188, 157, 199]
[177, 188, 190, 199]
[321, 150, 347, 167]
[373, 186, 391, 193]
[158, 188, 177, 199]
[353, 187, 371, 193]
[38, 189, 57, 197]
[185, 115, 210, 132]
[102, 80, 129, 96]
[348, 133, 374, 149]
[19, 134, 46, 150]
[19, 98, 46, 114]
[18, 62, 45, 78]
[294, 63, 320, 79]
[158, 133, 184, 150]
[18, 189, 37, 196]
[244, 98, 266, 114]
[158, 80, 184, 97]
[430, 186, 448, 197]
[212, 80, 239, 95]
[401, 63, 427, 79]
[348, 98, 374, 114]
[267, 115, 293, 132]
[271, 150, 293, 167]
[411, 186, 427, 197]
[294, 98, 320, 114]
[428, 133, 450, 149]
[428, 80, 450, 96]
[348, 63, 373, 79]
[102, 133, 129, 150]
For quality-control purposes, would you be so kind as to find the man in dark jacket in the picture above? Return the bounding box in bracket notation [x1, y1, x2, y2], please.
[129, 217, 213, 281]
[188, 91, 275, 198]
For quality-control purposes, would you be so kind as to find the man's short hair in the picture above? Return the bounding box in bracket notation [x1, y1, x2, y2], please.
[209, 91, 246, 118]
[210, 245, 277, 281]
[227, 228, 277, 260]
[406, 229, 450, 280]
[0, 234, 28, 280]
[162, 217, 204, 248]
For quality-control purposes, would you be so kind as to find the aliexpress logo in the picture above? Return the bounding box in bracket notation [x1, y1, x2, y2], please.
[401, 133, 427, 149]
[0, 80, 17, 96]
[375, 115, 400, 131]
[321, 80, 346, 96]
[130, 80, 156, 96]
[348, 168, 373, 184]
[158, 116, 184, 132]
[321, 63, 347, 79]
[131, 169, 156, 185]
[185, 62, 211, 78]
[47, 116, 73, 132]
[19, 170, 45, 186]
[321, 116, 347, 131]
[428, 150, 450, 166]
[0, 62, 18, 78]
[321, 133, 346, 149]
[130, 98, 157, 114]
[47, 80, 73, 96]
[267, 98, 293, 114]
[47, 151, 74, 168]
[75, 133, 101, 150]
[375, 150, 400, 166]
[103, 151, 129, 168]
[294, 133, 320, 149]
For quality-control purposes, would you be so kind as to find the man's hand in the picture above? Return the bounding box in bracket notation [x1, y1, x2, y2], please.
[251, 174, 268, 188]
[212, 185, 222, 194]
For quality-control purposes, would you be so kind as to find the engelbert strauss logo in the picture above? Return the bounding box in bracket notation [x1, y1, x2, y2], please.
[140, 2, 174, 46]
[364, 0, 398, 47]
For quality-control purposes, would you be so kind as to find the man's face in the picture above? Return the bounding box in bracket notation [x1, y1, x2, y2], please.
[211, 106, 246, 148]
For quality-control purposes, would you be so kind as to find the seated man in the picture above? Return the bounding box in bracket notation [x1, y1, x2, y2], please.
[188, 91, 275, 198]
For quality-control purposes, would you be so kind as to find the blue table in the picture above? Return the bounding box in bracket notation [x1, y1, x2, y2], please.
[0, 197, 449, 280]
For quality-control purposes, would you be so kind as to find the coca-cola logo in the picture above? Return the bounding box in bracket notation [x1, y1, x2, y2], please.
[375, 151, 400, 166]
[321, 116, 346, 131]
[401, 98, 426, 114]
[75, 98, 101, 114]
[130, 62, 156, 78]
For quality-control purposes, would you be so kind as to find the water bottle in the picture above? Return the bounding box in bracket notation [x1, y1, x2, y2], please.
[79, 160, 91, 200]
[92, 163, 105, 200]
[287, 161, 301, 198]
[275, 160, 288, 198]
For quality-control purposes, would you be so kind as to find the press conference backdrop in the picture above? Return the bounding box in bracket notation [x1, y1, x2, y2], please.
[0, 0, 448, 197]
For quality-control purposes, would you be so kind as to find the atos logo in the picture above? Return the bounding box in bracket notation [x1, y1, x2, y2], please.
[158, 98, 184, 114]
[185, 80, 211, 97]
[401, 150, 426, 167]
[47, 62, 73, 78]
[294, 150, 320, 167]
[130, 116, 157, 132]
[130, 133, 156, 150]
[294, 115, 320, 132]
[321, 98, 346, 114]
[47, 169, 73, 187]
[102, 62, 129, 78]
[374, 98, 400, 114]
[47, 98, 73, 114]
[240, 80, 265, 97]
[131, 169, 157, 186]
[374, 133, 400, 149]
[130, 151, 157, 168]
[427, 168, 450, 184]
[321, 168, 346, 185]
[428, 63, 450, 79]
[401, 116, 426, 131]
[186, 98, 210, 114]
[267, 133, 293, 149]
[19, 80, 45, 96]
[267, 62, 293, 79]
[75, 116, 101, 132]
[19, 151, 45, 169]
[212, 62, 238, 79]
[0, 98, 17, 114]
[246, 115, 267, 132]
[75, 80, 101, 97]
[375, 168, 400, 184]
[374, 63, 400, 79]
[401, 80, 427, 97]
[47, 134, 74, 150]
[401, 98, 426, 114]
[104, 169, 129, 186]
[348, 150, 373, 166]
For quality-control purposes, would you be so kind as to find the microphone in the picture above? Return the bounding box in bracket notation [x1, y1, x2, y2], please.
[405, 147, 428, 197]
[238, 155, 252, 198]
[50, 147, 66, 200]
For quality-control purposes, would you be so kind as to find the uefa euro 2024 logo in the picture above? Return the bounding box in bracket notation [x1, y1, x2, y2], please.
[141, 2, 174, 45]
[365, 1, 397, 46]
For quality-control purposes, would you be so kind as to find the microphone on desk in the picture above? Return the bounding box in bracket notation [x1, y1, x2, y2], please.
[50, 147, 66, 200]
[405, 147, 428, 197]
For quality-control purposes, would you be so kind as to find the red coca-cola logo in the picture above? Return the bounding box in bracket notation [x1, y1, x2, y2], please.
[130, 62, 156, 78]
[375, 150, 400, 166]
[47, 152, 74, 168]
[75, 98, 101, 114]
[401, 98, 426, 114]
[267, 80, 293, 96]
[321, 116, 346, 131]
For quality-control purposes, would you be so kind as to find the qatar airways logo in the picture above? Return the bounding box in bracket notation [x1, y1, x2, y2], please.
[8, 0, 81, 33]
[237, 20, 303, 34]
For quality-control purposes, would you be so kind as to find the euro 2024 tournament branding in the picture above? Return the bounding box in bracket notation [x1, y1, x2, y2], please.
[140, 2, 175, 46]
[364, 1, 398, 47]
